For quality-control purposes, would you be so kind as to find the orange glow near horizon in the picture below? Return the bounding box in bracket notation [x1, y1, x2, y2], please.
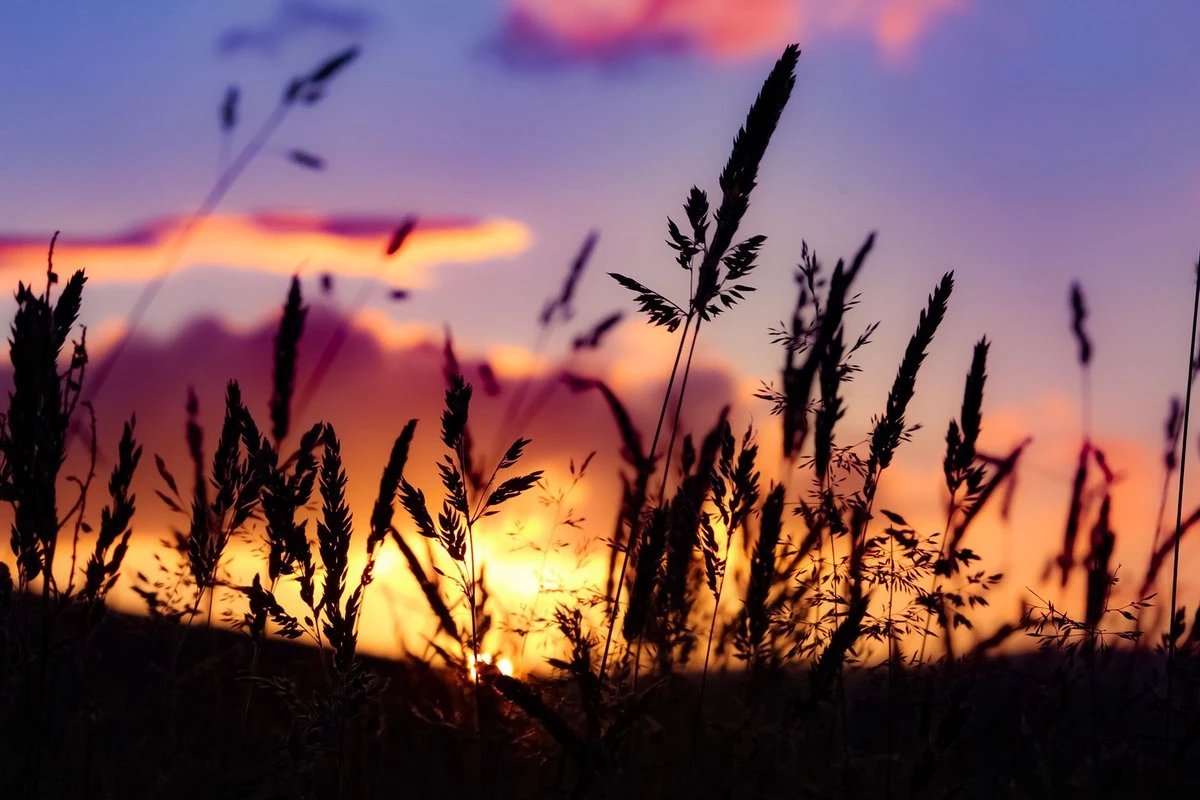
[1, 393, 1187, 673]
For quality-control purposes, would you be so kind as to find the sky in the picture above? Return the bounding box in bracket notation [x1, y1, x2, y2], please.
[3, 0, 1200, 657]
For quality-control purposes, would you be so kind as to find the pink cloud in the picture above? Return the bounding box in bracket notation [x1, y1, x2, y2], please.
[819, 0, 966, 61]
[497, 0, 966, 65]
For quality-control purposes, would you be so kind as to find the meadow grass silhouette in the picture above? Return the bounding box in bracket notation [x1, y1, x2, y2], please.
[2, 43, 1200, 800]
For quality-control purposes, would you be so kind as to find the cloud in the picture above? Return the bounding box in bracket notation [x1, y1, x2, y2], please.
[495, 0, 965, 67]
[216, 0, 375, 57]
[497, 0, 798, 66]
[821, 0, 966, 61]
[0, 212, 532, 288]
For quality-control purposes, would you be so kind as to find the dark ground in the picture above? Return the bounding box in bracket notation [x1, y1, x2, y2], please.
[3, 600, 1199, 799]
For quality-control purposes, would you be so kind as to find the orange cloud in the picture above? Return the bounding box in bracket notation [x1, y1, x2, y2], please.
[0, 212, 531, 287]
[498, 0, 965, 65]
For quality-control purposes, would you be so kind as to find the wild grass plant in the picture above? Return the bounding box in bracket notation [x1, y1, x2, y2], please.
[2, 42, 1200, 800]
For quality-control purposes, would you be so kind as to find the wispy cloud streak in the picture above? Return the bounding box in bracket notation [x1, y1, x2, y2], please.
[0, 212, 531, 286]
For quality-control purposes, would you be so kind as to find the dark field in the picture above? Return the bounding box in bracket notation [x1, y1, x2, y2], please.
[5, 603, 1199, 799]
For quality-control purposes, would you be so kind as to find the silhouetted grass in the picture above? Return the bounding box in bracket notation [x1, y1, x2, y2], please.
[5, 42, 1200, 800]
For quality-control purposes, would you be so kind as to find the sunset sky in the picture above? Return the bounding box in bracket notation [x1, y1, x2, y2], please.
[3, 0, 1200, 654]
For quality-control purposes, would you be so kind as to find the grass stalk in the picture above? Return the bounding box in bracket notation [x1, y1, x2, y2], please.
[1167, 257, 1200, 747]
[598, 311, 694, 682]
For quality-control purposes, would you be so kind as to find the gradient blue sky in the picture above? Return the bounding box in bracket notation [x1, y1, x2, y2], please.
[3, 0, 1200, 476]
